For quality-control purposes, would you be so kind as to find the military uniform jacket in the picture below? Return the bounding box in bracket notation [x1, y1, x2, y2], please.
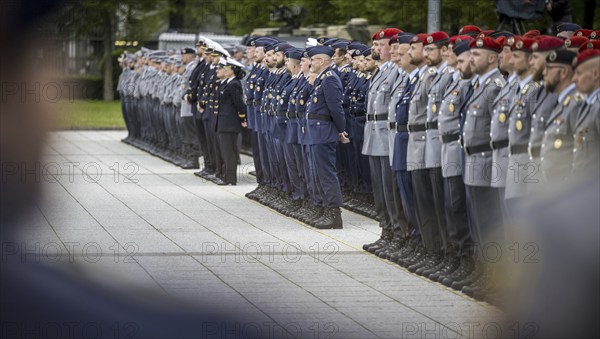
[244, 63, 259, 130]
[490, 74, 519, 187]
[438, 76, 471, 178]
[199, 66, 217, 121]
[540, 84, 581, 181]
[386, 68, 408, 167]
[251, 64, 268, 132]
[274, 74, 302, 140]
[284, 75, 307, 144]
[216, 78, 246, 133]
[572, 88, 600, 175]
[349, 72, 370, 141]
[505, 79, 544, 199]
[295, 75, 313, 145]
[391, 72, 417, 172]
[425, 63, 454, 169]
[303, 67, 345, 145]
[363, 62, 400, 156]
[268, 69, 291, 136]
[179, 61, 197, 117]
[407, 65, 434, 171]
[462, 68, 505, 187]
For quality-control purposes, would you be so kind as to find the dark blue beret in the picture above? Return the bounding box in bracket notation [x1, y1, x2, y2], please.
[557, 23, 582, 33]
[285, 48, 304, 60]
[253, 37, 279, 47]
[273, 42, 293, 53]
[331, 39, 350, 50]
[347, 41, 365, 51]
[322, 38, 339, 47]
[397, 33, 416, 44]
[362, 48, 372, 57]
[181, 47, 196, 55]
[306, 46, 335, 57]
[453, 40, 471, 56]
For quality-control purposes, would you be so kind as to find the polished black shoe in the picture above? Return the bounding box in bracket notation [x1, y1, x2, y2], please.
[313, 207, 343, 229]
[427, 256, 460, 281]
[451, 262, 483, 291]
[399, 246, 427, 267]
[307, 206, 325, 226]
[212, 177, 225, 185]
[440, 257, 475, 286]
[414, 254, 443, 275]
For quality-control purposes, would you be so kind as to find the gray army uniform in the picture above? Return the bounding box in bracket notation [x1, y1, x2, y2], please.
[572, 88, 600, 175]
[407, 65, 433, 171]
[425, 62, 454, 169]
[438, 75, 470, 178]
[540, 83, 582, 181]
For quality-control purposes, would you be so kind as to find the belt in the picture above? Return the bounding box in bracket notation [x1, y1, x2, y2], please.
[276, 111, 288, 118]
[388, 122, 408, 132]
[306, 113, 332, 122]
[285, 111, 298, 119]
[528, 146, 541, 158]
[407, 123, 427, 132]
[352, 111, 366, 117]
[425, 121, 438, 130]
[253, 100, 262, 106]
[465, 143, 492, 155]
[366, 113, 388, 121]
[441, 133, 460, 144]
[510, 145, 528, 155]
[490, 139, 509, 150]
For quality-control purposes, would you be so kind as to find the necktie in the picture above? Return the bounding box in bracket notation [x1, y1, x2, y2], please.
[459, 83, 475, 133]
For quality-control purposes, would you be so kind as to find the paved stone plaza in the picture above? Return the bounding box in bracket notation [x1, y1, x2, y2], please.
[17, 131, 503, 338]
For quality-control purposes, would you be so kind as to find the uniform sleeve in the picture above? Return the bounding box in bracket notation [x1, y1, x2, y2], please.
[232, 82, 247, 124]
[323, 76, 345, 133]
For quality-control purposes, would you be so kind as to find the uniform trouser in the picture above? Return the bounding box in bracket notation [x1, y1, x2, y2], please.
[302, 144, 319, 205]
[201, 118, 216, 172]
[353, 121, 371, 194]
[465, 185, 504, 259]
[443, 175, 473, 257]
[429, 167, 451, 255]
[412, 169, 442, 252]
[194, 118, 210, 169]
[257, 130, 272, 186]
[120, 97, 131, 138]
[208, 122, 222, 177]
[170, 106, 181, 153]
[162, 104, 172, 151]
[250, 130, 264, 185]
[217, 132, 240, 184]
[336, 142, 351, 193]
[310, 142, 343, 208]
[178, 116, 199, 152]
[266, 131, 280, 190]
[395, 170, 418, 241]
[369, 156, 404, 231]
[273, 137, 289, 193]
[283, 142, 305, 201]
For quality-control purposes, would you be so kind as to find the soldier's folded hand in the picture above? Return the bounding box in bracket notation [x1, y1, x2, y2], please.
[339, 131, 350, 144]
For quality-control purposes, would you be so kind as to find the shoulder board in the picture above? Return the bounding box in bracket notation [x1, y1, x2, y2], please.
[534, 82, 542, 88]
[428, 68, 436, 75]
[494, 78, 504, 88]
[574, 92, 585, 103]
[251, 74, 257, 78]
[521, 84, 530, 95]
[563, 95, 571, 107]
[326, 71, 333, 76]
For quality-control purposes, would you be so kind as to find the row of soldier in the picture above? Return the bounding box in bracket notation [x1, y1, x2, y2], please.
[118, 23, 600, 303]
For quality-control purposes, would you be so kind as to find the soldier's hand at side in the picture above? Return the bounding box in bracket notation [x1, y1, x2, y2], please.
[241, 122, 247, 128]
[197, 103, 204, 113]
[339, 131, 350, 144]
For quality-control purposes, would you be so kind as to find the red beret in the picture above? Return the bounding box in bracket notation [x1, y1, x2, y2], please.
[579, 40, 600, 53]
[374, 28, 402, 40]
[574, 49, 600, 68]
[459, 25, 482, 35]
[410, 33, 428, 44]
[511, 37, 536, 53]
[531, 36, 564, 52]
[450, 35, 474, 48]
[523, 29, 541, 38]
[574, 29, 595, 38]
[470, 37, 502, 53]
[424, 31, 450, 45]
[565, 36, 590, 48]
[498, 35, 518, 48]
[372, 30, 382, 41]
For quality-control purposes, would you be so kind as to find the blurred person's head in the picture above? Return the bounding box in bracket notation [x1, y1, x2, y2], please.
[573, 50, 600, 94]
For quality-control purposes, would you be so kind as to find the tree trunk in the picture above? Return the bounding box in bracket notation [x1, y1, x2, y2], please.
[103, 14, 114, 101]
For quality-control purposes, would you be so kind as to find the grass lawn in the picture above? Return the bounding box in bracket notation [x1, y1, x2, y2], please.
[55, 100, 125, 129]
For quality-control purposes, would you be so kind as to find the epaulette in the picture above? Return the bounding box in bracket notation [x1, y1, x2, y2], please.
[521, 83, 531, 95]
[574, 92, 585, 103]
[428, 68, 436, 75]
[493, 77, 505, 88]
